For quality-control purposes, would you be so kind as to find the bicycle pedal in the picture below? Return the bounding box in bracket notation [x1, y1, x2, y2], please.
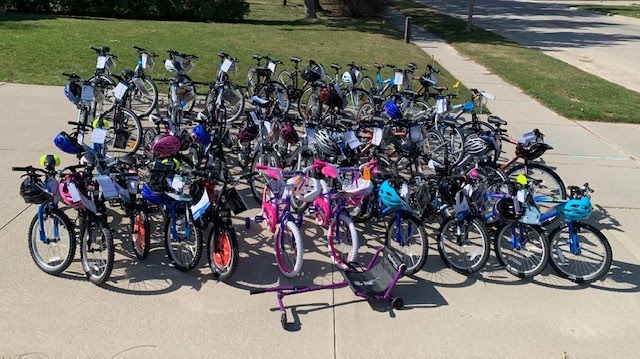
[254, 215, 264, 223]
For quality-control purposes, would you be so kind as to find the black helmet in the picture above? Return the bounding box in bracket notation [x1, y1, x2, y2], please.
[20, 178, 50, 204]
[438, 175, 465, 206]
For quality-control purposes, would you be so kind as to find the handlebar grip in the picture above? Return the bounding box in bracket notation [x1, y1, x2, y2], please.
[12, 166, 32, 172]
[255, 165, 268, 170]
[249, 288, 267, 295]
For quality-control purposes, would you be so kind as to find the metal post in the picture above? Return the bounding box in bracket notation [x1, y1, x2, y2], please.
[404, 16, 412, 43]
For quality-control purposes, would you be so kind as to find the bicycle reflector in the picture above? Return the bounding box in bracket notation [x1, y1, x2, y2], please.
[516, 174, 528, 186]
[39, 154, 61, 168]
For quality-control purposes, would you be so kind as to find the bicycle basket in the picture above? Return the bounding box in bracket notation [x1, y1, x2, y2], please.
[255, 67, 271, 77]
[105, 56, 116, 74]
[301, 69, 321, 82]
[177, 56, 193, 74]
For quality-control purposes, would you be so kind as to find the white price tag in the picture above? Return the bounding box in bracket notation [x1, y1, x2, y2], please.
[409, 125, 423, 142]
[353, 69, 360, 80]
[113, 82, 128, 101]
[141, 53, 149, 69]
[77, 131, 84, 145]
[91, 128, 107, 145]
[400, 183, 409, 198]
[66, 183, 82, 202]
[171, 175, 184, 192]
[133, 77, 149, 96]
[268, 61, 276, 74]
[46, 177, 59, 196]
[394, 72, 404, 86]
[481, 91, 495, 100]
[344, 131, 361, 149]
[95, 175, 119, 199]
[372, 127, 383, 146]
[429, 73, 438, 85]
[96, 56, 107, 70]
[307, 128, 317, 144]
[190, 189, 211, 221]
[517, 189, 527, 203]
[81, 85, 94, 102]
[250, 111, 260, 125]
[264, 121, 272, 134]
[436, 97, 448, 114]
[454, 195, 470, 215]
[220, 59, 233, 74]
[127, 177, 139, 194]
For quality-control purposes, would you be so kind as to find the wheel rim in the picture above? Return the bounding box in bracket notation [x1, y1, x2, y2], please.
[31, 212, 72, 271]
[133, 214, 146, 254]
[213, 232, 232, 268]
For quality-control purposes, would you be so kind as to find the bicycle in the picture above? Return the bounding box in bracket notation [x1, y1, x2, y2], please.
[88, 45, 118, 114]
[126, 45, 159, 117]
[246, 54, 291, 113]
[203, 52, 245, 123]
[277, 57, 325, 117]
[164, 49, 199, 112]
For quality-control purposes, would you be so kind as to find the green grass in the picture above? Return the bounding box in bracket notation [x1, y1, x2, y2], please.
[577, 5, 640, 19]
[0, 0, 465, 95]
[391, 0, 640, 123]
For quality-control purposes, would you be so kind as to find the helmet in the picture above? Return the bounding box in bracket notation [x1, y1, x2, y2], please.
[384, 100, 403, 119]
[341, 71, 354, 88]
[64, 82, 81, 105]
[397, 136, 417, 155]
[378, 180, 408, 210]
[280, 122, 299, 144]
[191, 124, 211, 146]
[558, 196, 592, 221]
[301, 69, 321, 83]
[289, 176, 322, 203]
[463, 134, 489, 156]
[319, 87, 343, 107]
[58, 176, 85, 209]
[151, 135, 181, 157]
[39, 154, 61, 170]
[164, 59, 180, 74]
[343, 177, 373, 197]
[438, 176, 465, 206]
[314, 129, 341, 156]
[54, 132, 84, 154]
[20, 178, 51, 204]
[141, 173, 171, 205]
[493, 197, 520, 224]
[515, 142, 552, 160]
[236, 124, 259, 143]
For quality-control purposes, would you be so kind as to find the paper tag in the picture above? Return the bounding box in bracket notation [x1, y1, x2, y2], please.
[481, 91, 495, 100]
[517, 189, 527, 203]
[250, 111, 260, 125]
[394, 72, 404, 86]
[307, 128, 317, 144]
[220, 59, 232, 74]
[191, 189, 211, 221]
[77, 131, 84, 145]
[79, 192, 97, 213]
[362, 166, 371, 181]
[113, 82, 128, 101]
[268, 61, 276, 74]
[409, 125, 423, 142]
[91, 128, 107, 145]
[133, 77, 149, 96]
[171, 175, 184, 192]
[372, 127, 383, 146]
[81, 85, 94, 102]
[264, 121, 272, 134]
[333, 83, 343, 96]
[344, 131, 361, 149]
[429, 73, 438, 85]
[353, 69, 360, 80]
[400, 183, 409, 197]
[277, 91, 287, 108]
[167, 118, 176, 135]
[127, 177, 139, 194]
[46, 177, 59, 195]
[66, 183, 82, 202]
[436, 98, 448, 114]
[141, 53, 149, 69]
[428, 159, 436, 170]
[96, 56, 107, 70]
[95, 175, 119, 199]
[454, 195, 470, 215]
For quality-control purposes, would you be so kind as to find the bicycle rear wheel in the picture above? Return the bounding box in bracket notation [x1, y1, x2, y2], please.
[328, 214, 360, 269]
[494, 222, 549, 278]
[131, 209, 150, 260]
[385, 213, 428, 275]
[28, 207, 76, 275]
[249, 148, 281, 204]
[208, 224, 240, 281]
[274, 220, 304, 277]
[548, 222, 612, 283]
[438, 217, 490, 274]
[99, 107, 143, 158]
[256, 81, 290, 114]
[80, 219, 114, 286]
[127, 77, 158, 117]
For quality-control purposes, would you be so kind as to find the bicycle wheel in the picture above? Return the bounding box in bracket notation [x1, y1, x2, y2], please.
[256, 81, 290, 114]
[438, 217, 490, 274]
[127, 77, 158, 117]
[88, 74, 115, 115]
[440, 125, 465, 165]
[27, 207, 76, 275]
[131, 209, 150, 260]
[423, 129, 447, 165]
[249, 148, 280, 204]
[164, 207, 203, 272]
[356, 102, 375, 122]
[80, 219, 114, 286]
[297, 86, 315, 119]
[504, 163, 566, 226]
[343, 88, 373, 117]
[328, 214, 360, 269]
[277, 70, 293, 88]
[206, 86, 245, 123]
[274, 220, 304, 277]
[359, 76, 374, 94]
[548, 222, 612, 283]
[385, 213, 428, 275]
[472, 165, 509, 228]
[208, 224, 240, 281]
[494, 222, 549, 278]
[99, 107, 143, 158]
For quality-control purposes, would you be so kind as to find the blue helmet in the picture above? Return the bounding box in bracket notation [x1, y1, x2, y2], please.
[378, 180, 408, 210]
[141, 183, 170, 205]
[191, 124, 211, 146]
[54, 132, 84, 154]
[384, 100, 403, 120]
[558, 196, 592, 221]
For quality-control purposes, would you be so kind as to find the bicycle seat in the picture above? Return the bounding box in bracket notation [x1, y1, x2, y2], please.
[407, 62, 417, 71]
[249, 96, 272, 108]
[331, 63, 342, 70]
[440, 117, 460, 128]
[373, 63, 384, 69]
[487, 115, 507, 126]
[290, 56, 301, 63]
[341, 246, 406, 296]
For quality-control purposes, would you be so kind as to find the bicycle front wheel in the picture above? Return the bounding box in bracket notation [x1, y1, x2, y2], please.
[274, 220, 304, 277]
[494, 222, 549, 278]
[548, 222, 612, 283]
[328, 214, 360, 269]
[164, 209, 203, 272]
[208, 224, 240, 281]
[385, 213, 428, 275]
[438, 217, 490, 274]
[131, 209, 150, 260]
[127, 77, 158, 117]
[80, 219, 114, 286]
[28, 207, 76, 275]
[256, 81, 290, 114]
[99, 107, 143, 158]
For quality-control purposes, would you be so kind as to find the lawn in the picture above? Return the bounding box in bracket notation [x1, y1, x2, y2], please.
[391, 0, 640, 123]
[577, 5, 640, 19]
[0, 0, 463, 93]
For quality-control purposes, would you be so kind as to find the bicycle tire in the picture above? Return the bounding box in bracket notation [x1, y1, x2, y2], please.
[27, 207, 76, 275]
[342, 88, 373, 117]
[164, 207, 203, 272]
[87, 74, 116, 115]
[328, 214, 360, 269]
[80, 218, 114, 286]
[127, 77, 158, 117]
[256, 81, 291, 114]
[277, 70, 293, 88]
[385, 213, 428, 275]
[548, 222, 612, 283]
[359, 76, 374, 94]
[504, 162, 567, 226]
[208, 224, 240, 282]
[274, 220, 304, 278]
[297, 86, 315, 119]
[249, 148, 281, 204]
[494, 222, 549, 278]
[131, 209, 150, 260]
[205, 86, 245, 123]
[98, 107, 143, 158]
[437, 217, 490, 274]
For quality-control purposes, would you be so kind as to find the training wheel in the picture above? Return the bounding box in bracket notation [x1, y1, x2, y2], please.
[392, 297, 404, 310]
[280, 312, 287, 329]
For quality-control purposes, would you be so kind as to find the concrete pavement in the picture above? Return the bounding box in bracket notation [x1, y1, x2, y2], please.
[414, 0, 640, 94]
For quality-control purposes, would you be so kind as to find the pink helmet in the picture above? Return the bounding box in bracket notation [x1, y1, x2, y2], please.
[152, 135, 181, 157]
[58, 176, 85, 209]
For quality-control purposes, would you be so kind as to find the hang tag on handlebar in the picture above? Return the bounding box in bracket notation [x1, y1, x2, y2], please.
[90, 128, 107, 145]
[190, 188, 210, 222]
[95, 174, 119, 200]
[362, 166, 371, 181]
[481, 91, 495, 100]
[429, 73, 438, 85]
[306, 128, 317, 144]
[172, 175, 184, 192]
[436, 97, 448, 114]
[113, 82, 128, 101]
[344, 131, 361, 149]
[96, 56, 107, 70]
[517, 189, 526, 203]
[220, 59, 233, 74]
[81, 85, 94, 102]
[67, 183, 82, 202]
[400, 183, 409, 198]
[372, 127, 383, 146]
[141, 53, 149, 69]
[132, 78, 149, 96]
[268, 61, 276, 74]
[394, 72, 404, 86]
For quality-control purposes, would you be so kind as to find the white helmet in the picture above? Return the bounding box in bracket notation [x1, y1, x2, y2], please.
[464, 134, 488, 155]
[341, 71, 354, 88]
[289, 176, 322, 203]
[164, 59, 179, 74]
